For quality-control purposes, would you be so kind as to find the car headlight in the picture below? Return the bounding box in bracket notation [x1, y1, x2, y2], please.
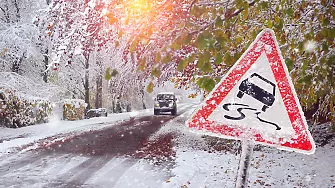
[155, 103, 160, 107]
[169, 103, 173, 107]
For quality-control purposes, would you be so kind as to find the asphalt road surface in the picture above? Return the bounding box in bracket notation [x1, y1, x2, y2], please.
[0, 106, 192, 188]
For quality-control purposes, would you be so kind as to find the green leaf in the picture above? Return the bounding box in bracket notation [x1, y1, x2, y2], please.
[236, 0, 243, 8]
[285, 58, 294, 71]
[274, 18, 283, 30]
[266, 19, 273, 28]
[286, 8, 294, 17]
[301, 60, 308, 74]
[251, 30, 257, 38]
[197, 77, 206, 88]
[323, 17, 330, 26]
[214, 53, 223, 65]
[302, 75, 313, 84]
[104, 68, 111, 80]
[197, 51, 210, 69]
[224, 52, 233, 65]
[147, 82, 154, 93]
[195, 33, 208, 49]
[202, 30, 213, 38]
[328, 28, 335, 39]
[215, 16, 223, 28]
[197, 57, 204, 69]
[242, 1, 249, 9]
[322, 42, 329, 53]
[260, 2, 269, 9]
[178, 59, 188, 71]
[216, 36, 226, 47]
[200, 62, 212, 73]
[197, 77, 216, 92]
[204, 78, 215, 92]
[305, 33, 313, 40]
[203, 51, 211, 61]
[298, 42, 304, 51]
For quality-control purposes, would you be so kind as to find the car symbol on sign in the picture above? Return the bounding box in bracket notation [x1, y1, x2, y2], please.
[237, 73, 276, 112]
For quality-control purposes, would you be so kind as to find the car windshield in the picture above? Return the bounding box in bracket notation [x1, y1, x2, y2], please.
[157, 94, 174, 100]
[249, 75, 274, 94]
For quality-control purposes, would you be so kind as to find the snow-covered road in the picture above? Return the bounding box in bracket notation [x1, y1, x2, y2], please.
[0, 103, 334, 188]
[0, 104, 194, 188]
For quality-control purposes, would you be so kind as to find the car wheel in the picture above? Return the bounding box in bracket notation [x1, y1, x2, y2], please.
[237, 91, 244, 98]
[262, 105, 268, 112]
[171, 108, 177, 115]
[154, 109, 159, 115]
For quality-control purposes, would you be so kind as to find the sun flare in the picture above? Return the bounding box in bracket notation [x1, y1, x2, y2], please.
[128, 0, 152, 15]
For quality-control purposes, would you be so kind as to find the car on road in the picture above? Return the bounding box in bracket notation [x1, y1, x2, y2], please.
[237, 73, 276, 112]
[154, 92, 177, 115]
[86, 108, 108, 119]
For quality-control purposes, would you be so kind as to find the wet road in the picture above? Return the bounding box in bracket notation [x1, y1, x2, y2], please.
[0, 106, 191, 188]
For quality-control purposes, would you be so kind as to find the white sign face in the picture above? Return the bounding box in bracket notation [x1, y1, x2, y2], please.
[186, 29, 315, 154]
[207, 53, 294, 142]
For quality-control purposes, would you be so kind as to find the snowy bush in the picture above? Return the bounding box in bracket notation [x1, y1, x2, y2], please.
[62, 99, 87, 121]
[0, 88, 52, 128]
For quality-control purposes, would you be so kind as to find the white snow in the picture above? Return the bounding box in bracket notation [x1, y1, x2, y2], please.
[0, 104, 334, 188]
[304, 40, 317, 53]
[0, 72, 63, 101]
[149, 107, 334, 188]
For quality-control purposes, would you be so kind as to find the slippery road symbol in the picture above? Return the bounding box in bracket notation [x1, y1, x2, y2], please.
[222, 73, 281, 130]
[237, 73, 276, 112]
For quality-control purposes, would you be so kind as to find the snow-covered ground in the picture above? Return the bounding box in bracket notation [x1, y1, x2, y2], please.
[153, 109, 335, 188]
[0, 104, 334, 188]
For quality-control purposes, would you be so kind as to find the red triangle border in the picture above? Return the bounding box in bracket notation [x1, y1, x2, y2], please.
[186, 29, 315, 154]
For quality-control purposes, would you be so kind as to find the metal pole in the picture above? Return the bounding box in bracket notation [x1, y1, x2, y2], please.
[235, 140, 254, 188]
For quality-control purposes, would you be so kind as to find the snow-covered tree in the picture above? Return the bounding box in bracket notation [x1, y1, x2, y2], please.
[106, 0, 335, 122]
[40, 0, 335, 121]
[44, 0, 115, 109]
[0, 0, 48, 78]
[44, 0, 149, 111]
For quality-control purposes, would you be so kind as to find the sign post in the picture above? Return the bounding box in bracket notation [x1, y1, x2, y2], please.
[235, 140, 254, 188]
[185, 29, 316, 187]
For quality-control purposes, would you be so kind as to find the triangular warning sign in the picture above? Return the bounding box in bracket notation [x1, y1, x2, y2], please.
[186, 29, 315, 154]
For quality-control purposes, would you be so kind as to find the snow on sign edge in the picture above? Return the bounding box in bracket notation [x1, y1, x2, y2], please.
[185, 28, 316, 155]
